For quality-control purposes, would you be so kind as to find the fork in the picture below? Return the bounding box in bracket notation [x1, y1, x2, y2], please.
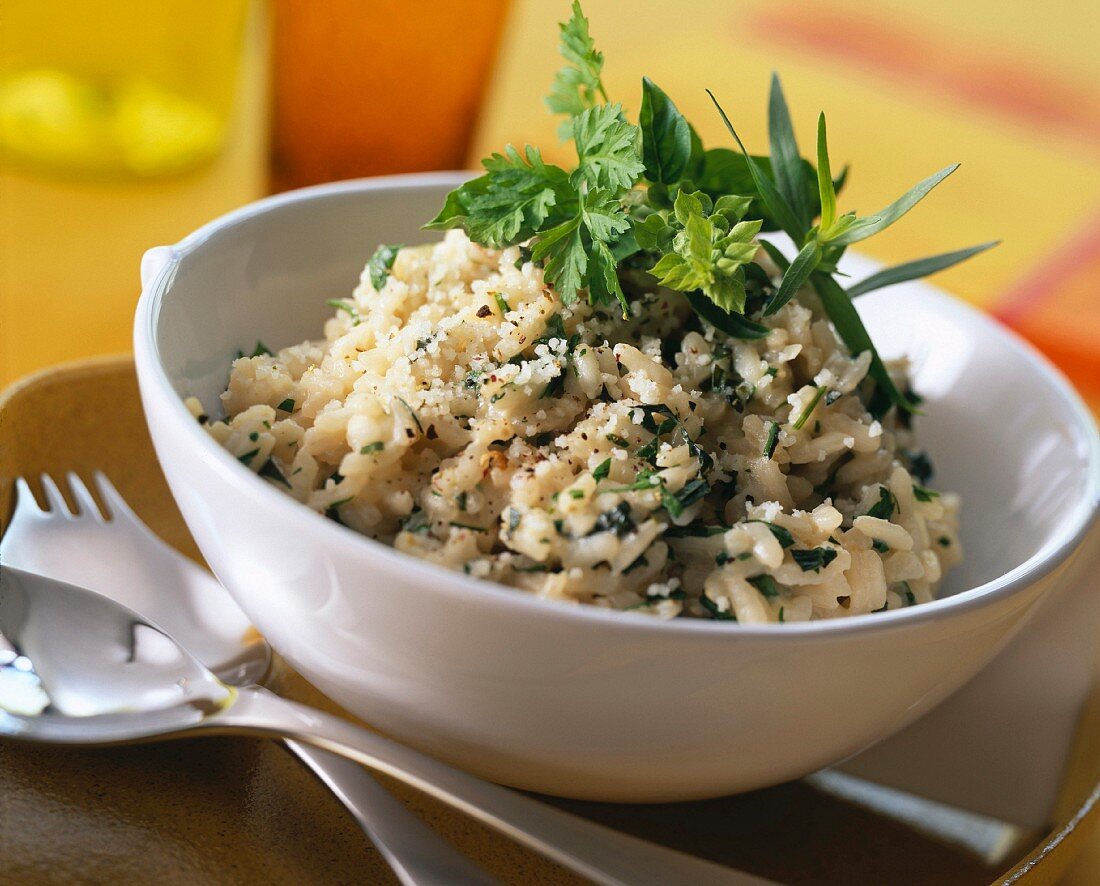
[1, 472, 498, 886]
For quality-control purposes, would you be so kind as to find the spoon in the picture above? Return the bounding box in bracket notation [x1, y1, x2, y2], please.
[0, 567, 763, 886]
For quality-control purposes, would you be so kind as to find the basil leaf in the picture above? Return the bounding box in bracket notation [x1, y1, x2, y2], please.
[639, 77, 692, 184]
[767, 73, 810, 229]
[684, 290, 769, 339]
[830, 164, 960, 246]
[847, 241, 999, 297]
[765, 239, 821, 315]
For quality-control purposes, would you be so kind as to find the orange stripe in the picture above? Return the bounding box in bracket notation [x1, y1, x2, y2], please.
[993, 211, 1100, 325]
[746, 5, 1100, 148]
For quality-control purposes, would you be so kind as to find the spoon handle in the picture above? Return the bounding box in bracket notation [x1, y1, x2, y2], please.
[283, 738, 499, 886]
[209, 687, 770, 886]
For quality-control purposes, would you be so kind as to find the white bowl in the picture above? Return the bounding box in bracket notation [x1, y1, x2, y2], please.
[134, 173, 1100, 802]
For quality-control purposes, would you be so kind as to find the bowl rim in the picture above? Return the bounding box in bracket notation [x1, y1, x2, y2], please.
[135, 172, 1100, 641]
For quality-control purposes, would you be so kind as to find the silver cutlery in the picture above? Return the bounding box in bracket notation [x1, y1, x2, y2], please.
[0, 477, 767, 885]
[1, 473, 493, 886]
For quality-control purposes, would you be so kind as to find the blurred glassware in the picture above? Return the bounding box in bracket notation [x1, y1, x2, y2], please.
[0, 0, 266, 387]
[270, 0, 510, 191]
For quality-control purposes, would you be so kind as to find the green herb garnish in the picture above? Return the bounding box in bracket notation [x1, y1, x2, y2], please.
[368, 243, 401, 290]
[791, 546, 839, 572]
[450, 521, 487, 532]
[912, 484, 940, 503]
[258, 459, 290, 487]
[592, 457, 612, 481]
[866, 485, 897, 520]
[426, 1, 994, 412]
[762, 420, 780, 458]
[277, 398, 295, 412]
[250, 341, 272, 358]
[326, 298, 361, 325]
[747, 520, 794, 548]
[748, 574, 780, 599]
[700, 590, 735, 620]
[606, 433, 630, 447]
[237, 448, 260, 466]
[395, 396, 423, 434]
[360, 442, 384, 455]
[792, 385, 827, 430]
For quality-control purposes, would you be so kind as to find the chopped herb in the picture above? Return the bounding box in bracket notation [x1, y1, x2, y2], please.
[872, 539, 889, 554]
[463, 370, 483, 390]
[538, 313, 567, 344]
[905, 449, 934, 485]
[606, 433, 630, 447]
[492, 291, 511, 315]
[937, 535, 951, 547]
[258, 459, 290, 487]
[778, 606, 785, 622]
[403, 510, 431, 534]
[661, 477, 710, 518]
[325, 505, 345, 525]
[250, 341, 272, 358]
[540, 372, 566, 399]
[249, 431, 259, 442]
[762, 421, 780, 458]
[700, 590, 735, 620]
[592, 457, 612, 481]
[569, 489, 585, 500]
[456, 491, 468, 511]
[866, 485, 897, 520]
[912, 484, 940, 502]
[900, 581, 917, 606]
[395, 396, 424, 433]
[360, 442, 384, 455]
[513, 562, 549, 573]
[765, 367, 778, 378]
[237, 448, 260, 466]
[824, 389, 842, 406]
[623, 555, 649, 574]
[591, 501, 635, 536]
[490, 384, 514, 404]
[635, 437, 660, 462]
[747, 520, 795, 548]
[792, 385, 827, 430]
[748, 574, 780, 599]
[326, 298, 361, 325]
[791, 546, 839, 572]
[715, 551, 730, 566]
[663, 522, 729, 538]
[450, 521, 487, 532]
[277, 398, 295, 412]
[368, 243, 402, 290]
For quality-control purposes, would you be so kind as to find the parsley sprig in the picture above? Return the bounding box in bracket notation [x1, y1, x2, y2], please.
[425, 0, 996, 415]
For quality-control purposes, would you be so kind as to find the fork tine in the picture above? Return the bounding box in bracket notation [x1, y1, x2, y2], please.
[13, 477, 44, 515]
[66, 472, 107, 522]
[39, 474, 75, 518]
[92, 471, 138, 525]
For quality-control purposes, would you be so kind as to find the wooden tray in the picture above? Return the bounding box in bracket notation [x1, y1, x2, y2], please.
[1, 355, 1097, 885]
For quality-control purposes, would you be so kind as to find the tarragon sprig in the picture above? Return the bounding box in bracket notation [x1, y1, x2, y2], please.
[424, 1, 997, 417]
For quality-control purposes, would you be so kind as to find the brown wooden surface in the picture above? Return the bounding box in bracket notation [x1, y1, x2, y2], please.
[0, 355, 1095, 884]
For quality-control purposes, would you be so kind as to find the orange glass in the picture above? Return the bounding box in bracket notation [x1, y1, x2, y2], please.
[271, 0, 510, 190]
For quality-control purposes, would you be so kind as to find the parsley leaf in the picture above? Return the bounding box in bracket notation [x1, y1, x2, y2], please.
[571, 104, 644, 191]
[545, 0, 608, 137]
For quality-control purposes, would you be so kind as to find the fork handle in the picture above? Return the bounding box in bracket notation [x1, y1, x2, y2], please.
[283, 737, 498, 886]
[208, 687, 769, 886]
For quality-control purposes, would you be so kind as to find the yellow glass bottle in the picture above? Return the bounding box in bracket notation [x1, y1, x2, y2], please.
[0, 0, 266, 386]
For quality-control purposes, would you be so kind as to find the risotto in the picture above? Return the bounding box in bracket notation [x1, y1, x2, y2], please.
[198, 230, 962, 623]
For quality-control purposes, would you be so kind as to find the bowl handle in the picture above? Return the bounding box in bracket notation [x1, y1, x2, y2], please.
[141, 246, 176, 291]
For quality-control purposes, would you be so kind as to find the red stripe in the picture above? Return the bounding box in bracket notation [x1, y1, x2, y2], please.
[746, 6, 1100, 147]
